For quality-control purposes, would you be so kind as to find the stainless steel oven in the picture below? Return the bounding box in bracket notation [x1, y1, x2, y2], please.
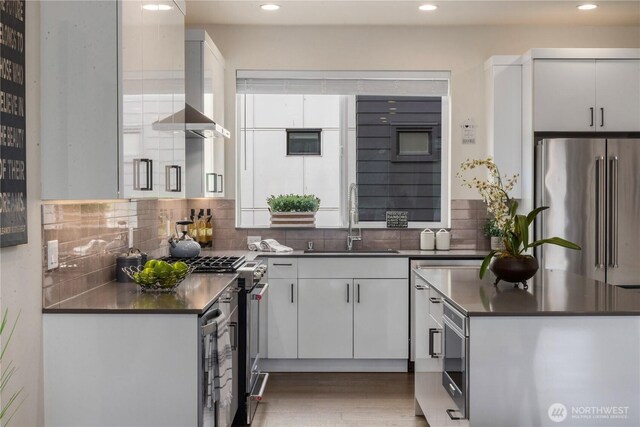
[234, 260, 269, 425]
[442, 301, 468, 420]
[200, 284, 239, 427]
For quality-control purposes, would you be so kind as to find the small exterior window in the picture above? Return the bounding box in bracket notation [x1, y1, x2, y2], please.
[286, 129, 322, 155]
[391, 125, 437, 162]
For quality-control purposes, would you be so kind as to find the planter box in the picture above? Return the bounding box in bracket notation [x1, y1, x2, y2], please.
[270, 211, 317, 228]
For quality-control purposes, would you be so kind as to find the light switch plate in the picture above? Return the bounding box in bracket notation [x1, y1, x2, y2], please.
[47, 240, 59, 270]
[247, 236, 261, 244]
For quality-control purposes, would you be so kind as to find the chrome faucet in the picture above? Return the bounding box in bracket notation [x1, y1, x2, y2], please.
[347, 183, 362, 251]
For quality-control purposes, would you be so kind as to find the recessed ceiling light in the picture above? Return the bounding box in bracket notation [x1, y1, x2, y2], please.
[142, 4, 172, 11]
[419, 4, 438, 12]
[261, 4, 280, 11]
[577, 4, 598, 10]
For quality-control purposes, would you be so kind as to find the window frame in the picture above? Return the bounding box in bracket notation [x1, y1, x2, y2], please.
[235, 71, 451, 229]
[285, 128, 323, 156]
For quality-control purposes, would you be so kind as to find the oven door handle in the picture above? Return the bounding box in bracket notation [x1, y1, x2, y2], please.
[250, 372, 270, 402]
[251, 283, 269, 300]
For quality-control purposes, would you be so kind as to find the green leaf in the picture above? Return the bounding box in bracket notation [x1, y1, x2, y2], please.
[516, 215, 529, 251]
[479, 250, 498, 279]
[526, 206, 549, 226]
[509, 200, 519, 217]
[529, 237, 581, 250]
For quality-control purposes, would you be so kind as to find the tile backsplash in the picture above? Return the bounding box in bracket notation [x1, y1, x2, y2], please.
[41, 198, 489, 307]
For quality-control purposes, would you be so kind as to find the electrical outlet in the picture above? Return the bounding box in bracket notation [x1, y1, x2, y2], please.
[128, 227, 134, 248]
[247, 236, 261, 244]
[47, 240, 59, 270]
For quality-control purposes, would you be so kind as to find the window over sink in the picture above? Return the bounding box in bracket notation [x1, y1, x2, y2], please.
[236, 71, 451, 228]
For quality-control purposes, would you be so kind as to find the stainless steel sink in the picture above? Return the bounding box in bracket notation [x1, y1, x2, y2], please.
[303, 249, 399, 254]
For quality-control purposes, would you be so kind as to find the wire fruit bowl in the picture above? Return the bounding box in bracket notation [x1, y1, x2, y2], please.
[122, 264, 196, 292]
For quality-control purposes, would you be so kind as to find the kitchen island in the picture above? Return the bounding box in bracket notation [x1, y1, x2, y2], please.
[43, 272, 239, 427]
[414, 267, 640, 427]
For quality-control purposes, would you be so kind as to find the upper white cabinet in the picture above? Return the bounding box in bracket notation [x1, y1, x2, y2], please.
[534, 59, 640, 132]
[594, 60, 640, 132]
[185, 30, 226, 198]
[41, 0, 186, 199]
[485, 56, 522, 198]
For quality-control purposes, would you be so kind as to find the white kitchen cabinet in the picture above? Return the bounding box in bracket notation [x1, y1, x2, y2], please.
[185, 30, 226, 198]
[267, 279, 298, 359]
[298, 278, 354, 359]
[41, 0, 185, 200]
[595, 60, 640, 132]
[534, 59, 640, 132]
[485, 57, 522, 198]
[353, 279, 408, 359]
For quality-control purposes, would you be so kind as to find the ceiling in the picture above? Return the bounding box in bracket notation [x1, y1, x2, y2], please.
[185, 1, 640, 26]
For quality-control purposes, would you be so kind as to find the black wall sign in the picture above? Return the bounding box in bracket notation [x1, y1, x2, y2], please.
[0, 0, 27, 247]
[386, 211, 408, 229]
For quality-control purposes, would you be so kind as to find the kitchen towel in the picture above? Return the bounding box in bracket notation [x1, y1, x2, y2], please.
[206, 311, 233, 427]
[259, 238, 293, 253]
[248, 241, 260, 251]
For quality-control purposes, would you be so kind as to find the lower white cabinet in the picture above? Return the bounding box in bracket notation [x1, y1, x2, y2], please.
[353, 279, 408, 359]
[267, 279, 298, 359]
[298, 278, 354, 359]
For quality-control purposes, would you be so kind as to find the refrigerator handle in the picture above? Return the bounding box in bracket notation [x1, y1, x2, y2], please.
[595, 156, 605, 268]
[609, 156, 619, 268]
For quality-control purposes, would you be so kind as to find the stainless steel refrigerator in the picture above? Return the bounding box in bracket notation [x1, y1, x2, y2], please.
[536, 138, 640, 286]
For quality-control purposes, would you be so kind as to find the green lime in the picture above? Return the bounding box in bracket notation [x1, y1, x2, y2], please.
[154, 262, 173, 279]
[173, 261, 188, 273]
[144, 259, 158, 269]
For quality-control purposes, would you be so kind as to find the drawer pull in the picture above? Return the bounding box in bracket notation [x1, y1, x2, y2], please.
[273, 263, 293, 266]
[446, 409, 463, 420]
[429, 297, 442, 304]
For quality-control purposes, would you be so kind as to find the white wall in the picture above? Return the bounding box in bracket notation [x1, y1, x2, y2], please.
[195, 24, 640, 199]
[0, 2, 44, 426]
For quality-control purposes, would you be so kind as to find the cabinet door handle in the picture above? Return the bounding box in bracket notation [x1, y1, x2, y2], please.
[346, 283, 350, 303]
[217, 174, 223, 193]
[446, 409, 463, 420]
[273, 263, 292, 267]
[291, 283, 294, 303]
[357, 284, 360, 303]
[590, 107, 594, 127]
[165, 165, 181, 192]
[134, 158, 153, 191]
[206, 173, 216, 193]
[428, 328, 442, 358]
[600, 107, 604, 127]
[429, 297, 442, 304]
[230, 322, 238, 351]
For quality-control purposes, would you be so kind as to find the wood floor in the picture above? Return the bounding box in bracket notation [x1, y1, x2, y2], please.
[248, 372, 429, 427]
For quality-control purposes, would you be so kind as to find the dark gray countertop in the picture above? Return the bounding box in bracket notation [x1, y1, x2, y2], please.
[415, 267, 640, 316]
[43, 273, 238, 314]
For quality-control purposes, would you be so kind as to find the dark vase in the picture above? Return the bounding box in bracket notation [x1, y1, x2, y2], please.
[490, 256, 539, 288]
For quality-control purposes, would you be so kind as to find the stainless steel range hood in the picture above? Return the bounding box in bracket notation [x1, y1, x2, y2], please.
[152, 103, 231, 139]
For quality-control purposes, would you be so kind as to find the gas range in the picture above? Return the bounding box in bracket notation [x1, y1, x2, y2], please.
[159, 255, 267, 287]
[159, 255, 247, 273]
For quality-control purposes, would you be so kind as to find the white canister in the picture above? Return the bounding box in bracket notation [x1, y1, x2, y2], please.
[420, 229, 435, 250]
[435, 229, 451, 251]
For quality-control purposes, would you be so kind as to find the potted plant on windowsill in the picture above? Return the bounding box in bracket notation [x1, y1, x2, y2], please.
[484, 217, 504, 250]
[457, 158, 581, 288]
[267, 194, 321, 228]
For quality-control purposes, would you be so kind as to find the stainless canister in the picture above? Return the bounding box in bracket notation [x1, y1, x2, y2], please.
[116, 248, 148, 282]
